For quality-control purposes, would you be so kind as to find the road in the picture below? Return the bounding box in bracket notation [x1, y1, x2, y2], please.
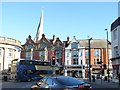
[1, 79, 120, 90]
[83, 79, 120, 90]
[2, 80, 34, 90]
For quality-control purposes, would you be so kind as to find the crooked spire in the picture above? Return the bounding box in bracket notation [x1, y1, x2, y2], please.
[34, 10, 44, 43]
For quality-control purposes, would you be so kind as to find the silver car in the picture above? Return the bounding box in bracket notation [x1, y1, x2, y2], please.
[31, 76, 92, 90]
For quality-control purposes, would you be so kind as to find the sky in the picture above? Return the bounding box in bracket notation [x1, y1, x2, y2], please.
[1, 1, 119, 44]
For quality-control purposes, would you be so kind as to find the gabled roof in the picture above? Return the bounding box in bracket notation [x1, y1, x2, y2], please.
[63, 41, 69, 47]
[79, 39, 111, 48]
[70, 36, 78, 43]
[37, 34, 51, 46]
[53, 37, 64, 47]
[23, 35, 36, 46]
[64, 36, 79, 48]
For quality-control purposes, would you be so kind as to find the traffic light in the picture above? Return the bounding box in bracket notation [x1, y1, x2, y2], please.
[51, 56, 56, 66]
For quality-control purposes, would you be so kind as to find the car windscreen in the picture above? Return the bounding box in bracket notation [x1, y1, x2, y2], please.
[55, 77, 85, 86]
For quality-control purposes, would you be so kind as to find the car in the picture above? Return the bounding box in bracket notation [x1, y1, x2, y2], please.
[31, 76, 92, 90]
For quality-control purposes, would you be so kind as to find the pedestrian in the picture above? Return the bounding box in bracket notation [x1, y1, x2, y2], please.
[118, 73, 120, 85]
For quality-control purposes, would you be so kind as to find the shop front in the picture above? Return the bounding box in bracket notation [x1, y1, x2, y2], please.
[64, 65, 85, 78]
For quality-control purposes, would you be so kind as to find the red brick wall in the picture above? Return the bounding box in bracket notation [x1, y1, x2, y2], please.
[84, 48, 108, 65]
[33, 50, 39, 60]
[48, 50, 53, 61]
[21, 51, 26, 58]
[91, 49, 94, 65]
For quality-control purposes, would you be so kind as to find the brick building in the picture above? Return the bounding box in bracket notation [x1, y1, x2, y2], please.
[21, 34, 65, 66]
[20, 11, 112, 78]
[79, 39, 112, 78]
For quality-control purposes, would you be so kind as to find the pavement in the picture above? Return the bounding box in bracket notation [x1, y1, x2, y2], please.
[83, 78, 120, 88]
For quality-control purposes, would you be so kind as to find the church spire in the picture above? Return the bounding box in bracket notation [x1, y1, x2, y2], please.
[34, 10, 44, 43]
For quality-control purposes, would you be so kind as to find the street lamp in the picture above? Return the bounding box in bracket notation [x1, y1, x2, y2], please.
[88, 36, 92, 82]
[105, 29, 110, 82]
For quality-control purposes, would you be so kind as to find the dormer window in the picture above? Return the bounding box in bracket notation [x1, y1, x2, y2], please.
[71, 42, 78, 49]
[39, 42, 47, 49]
[27, 44, 33, 49]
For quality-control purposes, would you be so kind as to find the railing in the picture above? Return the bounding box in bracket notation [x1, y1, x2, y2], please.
[0, 36, 21, 47]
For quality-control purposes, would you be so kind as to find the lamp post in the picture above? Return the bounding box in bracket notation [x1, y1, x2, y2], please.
[88, 37, 92, 82]
[105, 29, 109, 82]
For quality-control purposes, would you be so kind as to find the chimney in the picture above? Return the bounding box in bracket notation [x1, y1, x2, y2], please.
[67, 36, 70, 44]
[53, 35, 56, 43]
[57, 37, 59, 40]
[42, 34, 45, 38]
[28, 35, 31, 39]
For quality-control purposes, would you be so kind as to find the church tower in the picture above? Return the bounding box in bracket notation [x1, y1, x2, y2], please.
[34, 10, 44, 43]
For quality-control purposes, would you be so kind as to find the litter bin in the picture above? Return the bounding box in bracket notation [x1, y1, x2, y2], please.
[92, 75, 95, 82]
[4, 76, 8, 81]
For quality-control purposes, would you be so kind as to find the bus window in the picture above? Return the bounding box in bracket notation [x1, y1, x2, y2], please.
[26, 70, 34, 75]
[20, 60, 25, 64]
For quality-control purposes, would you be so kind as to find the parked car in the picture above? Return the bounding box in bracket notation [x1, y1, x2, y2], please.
[31, 76, 92, 90]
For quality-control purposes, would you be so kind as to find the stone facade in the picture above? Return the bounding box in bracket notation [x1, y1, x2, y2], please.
[0, 36, 21, 71]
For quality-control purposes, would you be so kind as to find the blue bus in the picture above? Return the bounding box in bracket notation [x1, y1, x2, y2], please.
[15, 59, 53, 81]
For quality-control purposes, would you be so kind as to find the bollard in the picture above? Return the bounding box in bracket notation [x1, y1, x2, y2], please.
[92, 75, 95, 82]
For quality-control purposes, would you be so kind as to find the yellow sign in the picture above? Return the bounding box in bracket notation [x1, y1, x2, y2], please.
[35, 65, 52, 70]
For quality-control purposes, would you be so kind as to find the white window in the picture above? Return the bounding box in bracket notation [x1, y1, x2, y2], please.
[71, 50, 78, 57]
[67, 60, 69, 65]
[80, 51, 82, 56]
[94, 49, 100, 56]
[73, 59, 78, 65]
[109, 49, 112, 57]
[67, 52, 69, 57]
[8, 49, 13, 58]
[85, 50, 88, 56]
[71, 42, 78, 49]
